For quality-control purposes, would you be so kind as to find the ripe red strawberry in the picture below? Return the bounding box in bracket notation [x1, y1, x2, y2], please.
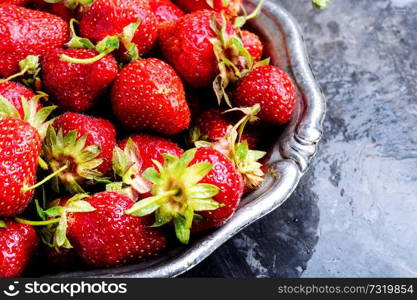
[0, 105, 52, 217]
[126, 147, 244, 244]
[194, 108, 259, 149]
[189, 147, 244, 231]
[79, 0, 158, 56]
[175, 0, 241, 17]
[0, 220, 38, 277]
[0, 80, 41, 118]
[111, 58, 191, 135]
[159, 10, 237, 88]
[41, 49, 118, 112]
[234, 65, 297, 124]
[119, 134, 184, 172]
[241, 30, 263, 62]
[150, 0, 184, 25]
[0, 5, 69, 78]
[43, 113, 117, 193]
[63, 192, 167, 267]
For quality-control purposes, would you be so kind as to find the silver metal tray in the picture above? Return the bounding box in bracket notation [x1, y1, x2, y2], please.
[57, 0, 326, 278]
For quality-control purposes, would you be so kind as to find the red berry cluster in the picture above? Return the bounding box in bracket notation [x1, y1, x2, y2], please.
[0, 0, 297, 277]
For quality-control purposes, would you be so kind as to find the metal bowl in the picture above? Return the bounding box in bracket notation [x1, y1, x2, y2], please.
[57, 0, 326, 278]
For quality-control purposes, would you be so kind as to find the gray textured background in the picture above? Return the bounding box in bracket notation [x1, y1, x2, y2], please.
[184, 0, 417, 277]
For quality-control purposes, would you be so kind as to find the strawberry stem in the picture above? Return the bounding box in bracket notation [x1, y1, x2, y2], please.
[0, 69, 26, 83]
[234, 0, 265, 28]
[0, 55, 40, 84]
[21, 165, 68, 193]
[60, 50, 111, 64]
[15, 217, 60, 226]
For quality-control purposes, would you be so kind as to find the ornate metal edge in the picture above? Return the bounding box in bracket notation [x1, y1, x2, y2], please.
[55, 1, 326, 278]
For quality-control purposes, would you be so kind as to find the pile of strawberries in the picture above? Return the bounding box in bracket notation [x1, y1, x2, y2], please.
[0, 0, 301, 277]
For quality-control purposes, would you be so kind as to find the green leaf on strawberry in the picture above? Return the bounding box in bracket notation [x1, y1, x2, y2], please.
[107, 138, 152, 199]
[42, 126, 104, 193]
[126, 149, 221, 244]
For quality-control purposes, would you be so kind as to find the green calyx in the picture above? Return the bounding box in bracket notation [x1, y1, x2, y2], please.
[210, 14, 269, 107]
[125, 149, 221, 244]
[223, 104, 266, 189]
[62, 19, 140, 64]
[312, 0, 331, 9]
[0, 94, 56, 139]
[0, 55, 41, 88]
[17, 194, 95, 249]
[42, 126, 104, 194]
[66, 18, 96, 50]
[106, 138, 151, 200]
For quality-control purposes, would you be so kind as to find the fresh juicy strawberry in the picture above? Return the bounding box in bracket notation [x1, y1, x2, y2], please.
[0, 92, 55, 217]
[159, 10, 237, 88]
[174, 0, 241, 17]
[0, 220, 38, 277]
[119, 134, 184, 173]
[241, 30, 263, 62]
[0, 80, 40, 118]
[194, 108, 259, 149]
[150, 0, 184, 25]
[126, 147, 244, 244]
[79, 0, 158, 56]
[111, 58, 191, 135]
[0, 118, 42, 216]
[0, 5, 69, 78]
[43, 113, 116, 193]
[234, 65, 297, 124]
[41, 49, 118, 112]
[65, 192, 167, 267]
[190, 147, 244, 231]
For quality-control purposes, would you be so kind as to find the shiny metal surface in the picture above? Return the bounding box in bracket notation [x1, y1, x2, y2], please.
[57, 0, 326, 278]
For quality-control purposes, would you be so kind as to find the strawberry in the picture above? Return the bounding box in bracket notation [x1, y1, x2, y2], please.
[111, 58, 191, 135]
[34, 192, 167, 267]
[150, 0, 184, 26]
[193, 108, 259, 149]
[233, 65, 297, 124]
[0, 220, 38, 277]
[0, 97, 55, 217]
[42, 112, 117, 193]
[41, 48, 118, 112]
[174, 0, 241, 17]
[0, 80, 40, 118]
[241, 30, 263, 62]
[79, 0, 158, 57]
[0, 5, 69, 78]
[159, 10, 237, 88]
[126, 147, 244, 244]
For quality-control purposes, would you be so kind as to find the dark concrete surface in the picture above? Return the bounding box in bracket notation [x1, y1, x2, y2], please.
[183, 0, 417, 277]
